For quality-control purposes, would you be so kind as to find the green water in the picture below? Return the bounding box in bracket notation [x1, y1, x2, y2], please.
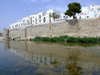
[0, 41, 100, 75]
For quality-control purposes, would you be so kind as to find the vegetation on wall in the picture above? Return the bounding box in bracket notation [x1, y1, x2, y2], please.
[32, 35, 100, 43]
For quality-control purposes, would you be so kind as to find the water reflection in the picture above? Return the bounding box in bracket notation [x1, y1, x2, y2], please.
[4, 41, 100, 75]
[66, 51, 82, 75]
[11, 49, 57, 65]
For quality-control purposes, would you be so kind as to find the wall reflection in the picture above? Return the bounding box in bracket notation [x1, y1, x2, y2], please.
[11, 49, 57, 65]
[4, 41, 100, 74]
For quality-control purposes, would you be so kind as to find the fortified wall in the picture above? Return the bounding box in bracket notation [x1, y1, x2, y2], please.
[4, 18, 100, 40]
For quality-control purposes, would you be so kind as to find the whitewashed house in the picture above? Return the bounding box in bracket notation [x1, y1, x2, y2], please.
[10, 9, 61, 29]
[77, 5, 100, 19]
[10, 5, 100, 29]
[65, 5, 100, 20]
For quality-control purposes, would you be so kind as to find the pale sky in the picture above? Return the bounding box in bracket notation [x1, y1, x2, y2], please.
[0, 0, 100, 32]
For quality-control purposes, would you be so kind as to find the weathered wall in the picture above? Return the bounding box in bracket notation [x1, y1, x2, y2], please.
[4, 18, 100, 39]
[3, 28, 9, 40]
[9, 27, 26, 39]
[79, 18, 100, 37]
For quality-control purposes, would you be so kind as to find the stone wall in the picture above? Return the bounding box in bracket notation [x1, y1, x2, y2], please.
[4, 18, 100, 40]
[3, 28, 9, 41]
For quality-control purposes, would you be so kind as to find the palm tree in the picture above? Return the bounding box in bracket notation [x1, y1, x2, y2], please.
[49, 13, 59, 22]
[52, 13, 59, 21]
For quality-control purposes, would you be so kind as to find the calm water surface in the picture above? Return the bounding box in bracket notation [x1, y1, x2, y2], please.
[0, 41, 100, 75]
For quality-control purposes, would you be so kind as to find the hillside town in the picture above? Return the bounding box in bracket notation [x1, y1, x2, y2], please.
[10, 5, 100, 29]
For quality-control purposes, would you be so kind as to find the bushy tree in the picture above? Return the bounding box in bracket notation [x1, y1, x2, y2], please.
[65, 2, 81, 19]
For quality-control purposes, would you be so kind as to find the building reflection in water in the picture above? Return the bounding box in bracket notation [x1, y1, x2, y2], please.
[11, 49, 57, 65]
[4, 41, 100, 74]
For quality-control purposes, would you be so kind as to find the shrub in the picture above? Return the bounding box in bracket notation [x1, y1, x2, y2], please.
[32, 35, 99, 43]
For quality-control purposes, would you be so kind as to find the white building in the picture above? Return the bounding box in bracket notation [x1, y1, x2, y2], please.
[65, 5, 100, 20]
[10, 5, 100, 29]
[10, 9, 62, 29]
[77, 5, 100, 20]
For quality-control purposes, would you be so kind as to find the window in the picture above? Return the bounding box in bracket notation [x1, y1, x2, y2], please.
[27, 20, 29, 23]
[98, 9, 100, 11]
[15, 25, 18, 28]
[33, 20, 34, 22]
[12, 26, 14, 28]
[87, 16, 89, 18]
[44, 17, 46, 22]
[63, 16, 65, 18]
[39, 15, 41, 18]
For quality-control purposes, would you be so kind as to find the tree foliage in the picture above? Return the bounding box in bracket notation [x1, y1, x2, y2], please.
[65, 2, 81, 19]
[50, 13, 59, 21]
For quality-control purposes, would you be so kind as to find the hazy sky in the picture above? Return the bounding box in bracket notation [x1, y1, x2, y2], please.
[0, 0, 100, 32]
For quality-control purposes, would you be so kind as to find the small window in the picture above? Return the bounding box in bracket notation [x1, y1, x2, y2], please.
[12, 26, 14, 28]
[39, 15, 41, 18]
[98, 9, 100, 11]
[15, 25, 18, 28]
[63, 16, 65, 18]
[27, 20, 29, 23]
[87, 16, 89, 18]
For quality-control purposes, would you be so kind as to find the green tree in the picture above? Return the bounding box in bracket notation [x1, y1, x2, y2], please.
[50, 13, 59, 22]
[65, 2, 81, 19]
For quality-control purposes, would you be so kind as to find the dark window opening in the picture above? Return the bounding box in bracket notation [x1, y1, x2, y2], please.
[44, 17, 46, 22]
[87, 16, 89, 18]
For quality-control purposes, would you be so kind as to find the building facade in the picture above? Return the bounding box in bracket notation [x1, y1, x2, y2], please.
[10, 9, 61, 29]
[76, 5, 100, 19]
[10, 5, 100, 29]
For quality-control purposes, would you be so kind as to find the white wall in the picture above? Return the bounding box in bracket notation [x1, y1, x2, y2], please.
[10, 5, 100, 29]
